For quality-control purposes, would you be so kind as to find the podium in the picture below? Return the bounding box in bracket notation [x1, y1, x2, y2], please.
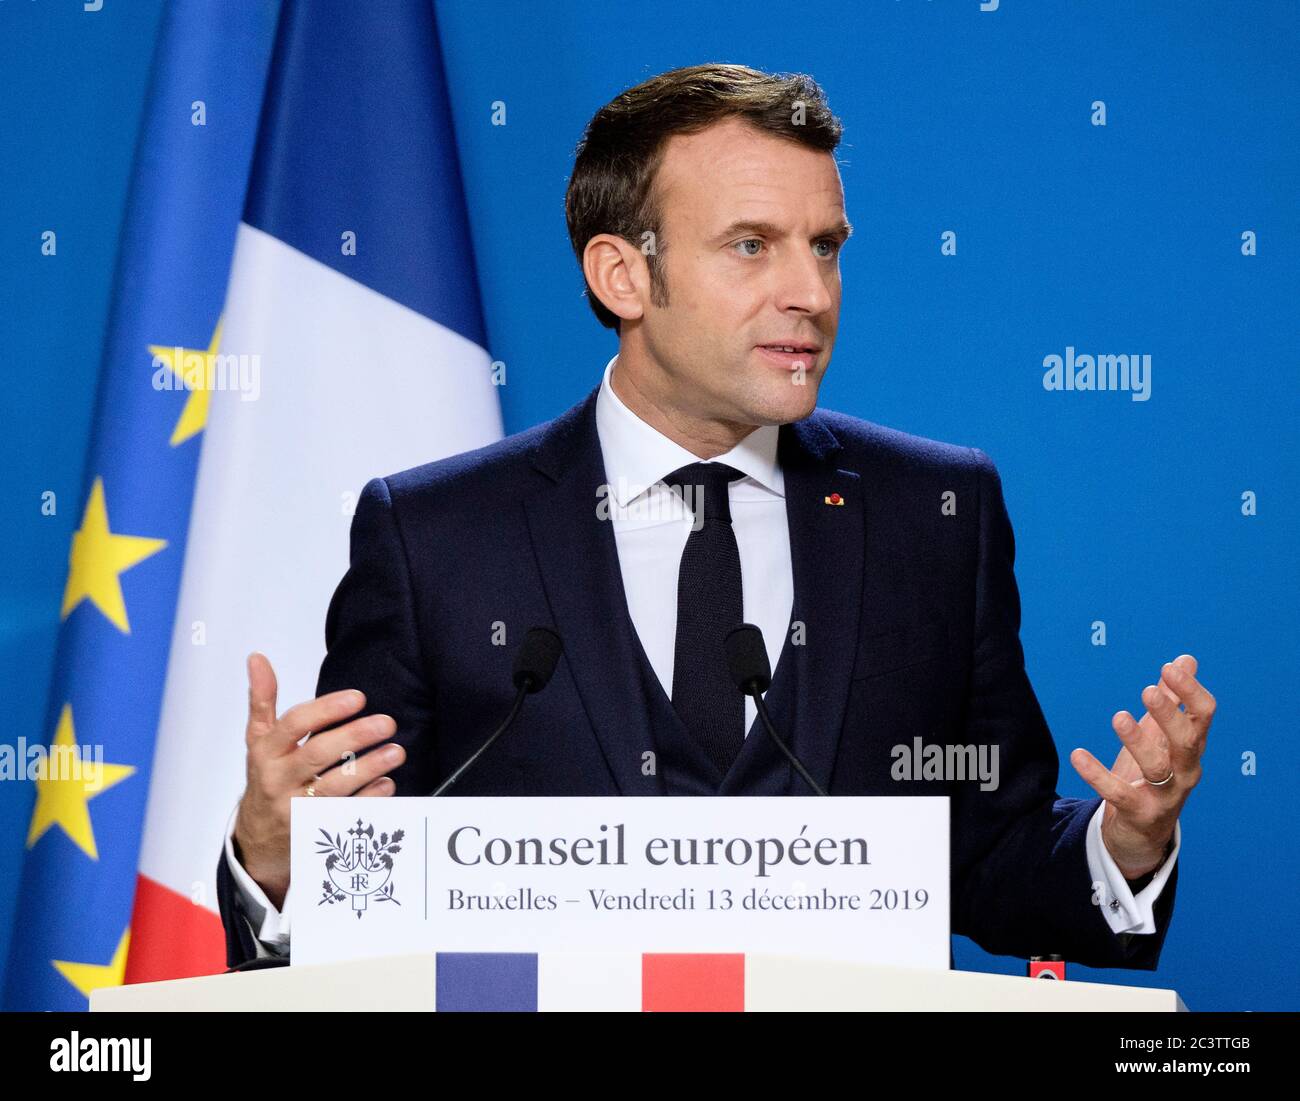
[91, 954, 1187, 1012]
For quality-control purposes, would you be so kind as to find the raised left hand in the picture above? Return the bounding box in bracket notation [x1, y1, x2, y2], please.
[1069, 654, 1215, 879]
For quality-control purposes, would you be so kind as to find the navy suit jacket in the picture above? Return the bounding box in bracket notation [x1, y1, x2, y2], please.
[218, 385, 1177, 970]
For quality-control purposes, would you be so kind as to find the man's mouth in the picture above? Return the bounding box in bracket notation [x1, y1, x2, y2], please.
[755, 342, 821, 369]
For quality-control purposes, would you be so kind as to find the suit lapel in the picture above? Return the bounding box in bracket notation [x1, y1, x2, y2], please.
[523, 387, 661, 795]
[767, 414, 864, 793]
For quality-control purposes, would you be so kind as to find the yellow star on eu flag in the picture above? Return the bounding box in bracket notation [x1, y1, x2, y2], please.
[27, 704, 135, 859]
[53, 928, 131, 999]
[149, 319, 223, 446]
[60, 476, 167, 633]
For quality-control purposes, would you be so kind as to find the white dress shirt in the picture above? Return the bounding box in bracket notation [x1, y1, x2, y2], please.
[226, 353, 1179, 958]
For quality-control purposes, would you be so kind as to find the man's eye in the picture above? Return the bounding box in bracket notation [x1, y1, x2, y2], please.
[733, 238, 841, 258]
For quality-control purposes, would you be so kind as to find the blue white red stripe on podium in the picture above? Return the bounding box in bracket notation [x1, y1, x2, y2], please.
[433, 954, 748, 1012]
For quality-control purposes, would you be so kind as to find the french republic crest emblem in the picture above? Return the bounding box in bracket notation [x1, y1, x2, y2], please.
[317, 818, 402, 917]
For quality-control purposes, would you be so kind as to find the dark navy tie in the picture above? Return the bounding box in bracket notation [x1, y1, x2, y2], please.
[663, 461, 747, 776]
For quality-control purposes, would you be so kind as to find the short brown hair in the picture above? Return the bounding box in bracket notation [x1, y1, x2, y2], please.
[564, 63, 844, 331]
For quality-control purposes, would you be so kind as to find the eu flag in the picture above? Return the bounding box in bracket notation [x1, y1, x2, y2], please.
[2, 1, 279, 1010]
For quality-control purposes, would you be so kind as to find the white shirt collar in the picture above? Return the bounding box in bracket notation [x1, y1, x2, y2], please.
[594, 354, 784, 507]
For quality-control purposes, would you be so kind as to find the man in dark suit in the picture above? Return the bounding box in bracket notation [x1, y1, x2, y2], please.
[218, 64, 1214, 972]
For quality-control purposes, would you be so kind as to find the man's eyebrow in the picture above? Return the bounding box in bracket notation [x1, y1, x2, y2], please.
[709, 219, 854, 245]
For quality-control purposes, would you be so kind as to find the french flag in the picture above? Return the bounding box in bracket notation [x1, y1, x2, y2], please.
[127, 0, 502, 982]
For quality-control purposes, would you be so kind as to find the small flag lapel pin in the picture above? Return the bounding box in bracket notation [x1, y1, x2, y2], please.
[824, 492, 844, 506]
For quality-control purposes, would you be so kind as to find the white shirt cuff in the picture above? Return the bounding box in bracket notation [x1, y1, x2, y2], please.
[224, 802, 292, 956]
[1085, 801, 1180, 935]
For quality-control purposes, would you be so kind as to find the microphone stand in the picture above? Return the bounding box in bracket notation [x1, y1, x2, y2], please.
[750, 689, 827, 796]
[431, 681, 529, 797]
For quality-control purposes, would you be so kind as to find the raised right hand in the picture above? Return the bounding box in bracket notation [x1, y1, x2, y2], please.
[232, 652, 406, 909]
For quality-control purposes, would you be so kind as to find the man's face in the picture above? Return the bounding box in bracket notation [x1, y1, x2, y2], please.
[637, 116, 848, 427]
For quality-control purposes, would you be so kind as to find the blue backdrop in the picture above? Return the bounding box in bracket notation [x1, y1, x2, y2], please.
[1, 0, 1295, 1010]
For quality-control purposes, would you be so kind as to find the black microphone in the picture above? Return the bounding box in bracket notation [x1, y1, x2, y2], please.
[431, 627, 563, 796]
[724, 623, 827, 796]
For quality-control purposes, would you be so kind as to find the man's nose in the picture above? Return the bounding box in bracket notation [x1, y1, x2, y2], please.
[773, 249, 835, 316]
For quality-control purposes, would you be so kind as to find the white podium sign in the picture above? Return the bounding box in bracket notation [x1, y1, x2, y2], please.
[290, 796, 949, 969]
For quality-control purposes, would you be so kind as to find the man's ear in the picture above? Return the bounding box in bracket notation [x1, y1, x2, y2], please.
[581, 233, 648, 325]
